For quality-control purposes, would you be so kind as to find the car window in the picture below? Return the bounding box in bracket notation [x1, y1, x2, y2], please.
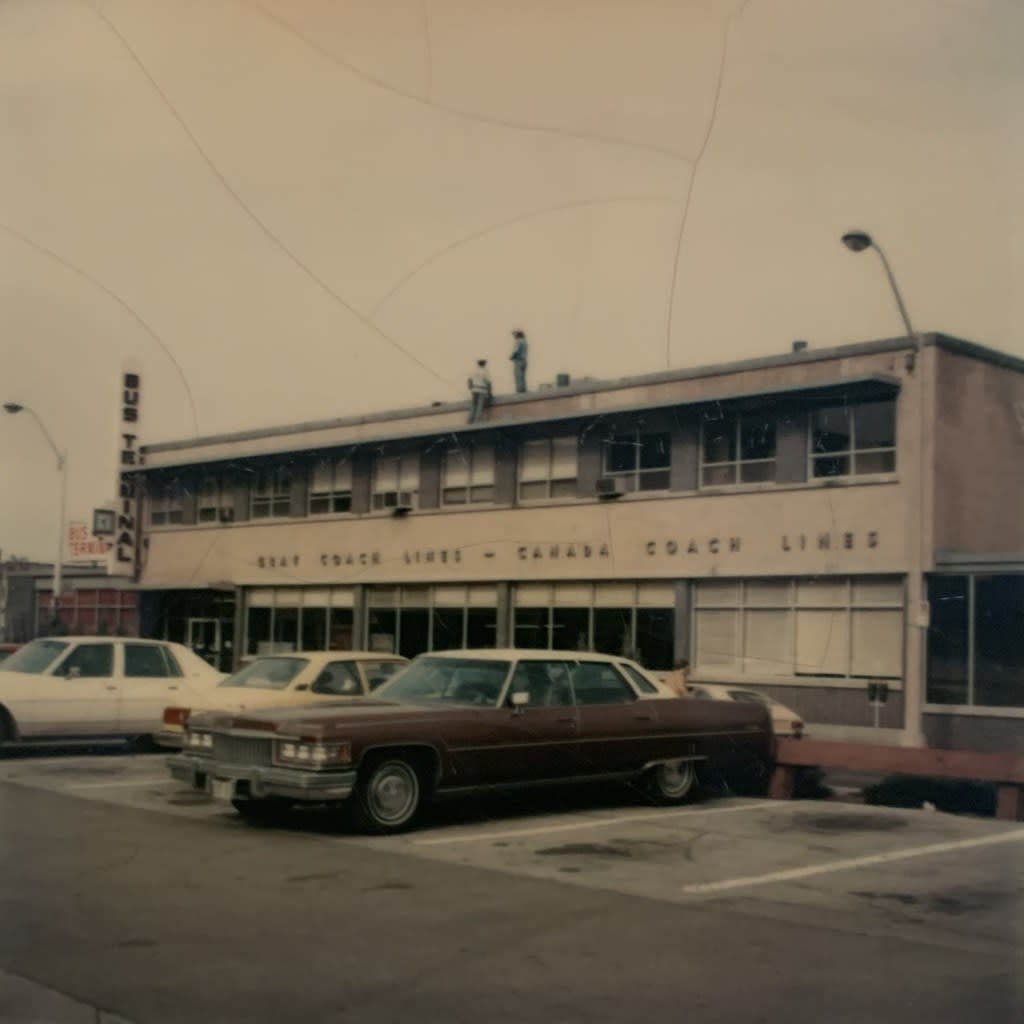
[312, 662, 362, 696]
[361, 660, 404, 691]
[728, 690, 768, 706]
[59, 644, 114, 679]
[618, 663, 659, 694]
[508, 660, 574, 707]
[218, 657, 308, 690]
[2, 639, 69, 674]
[125, 644, 175, 678]
[571, 662, 636, 706]
[375, 657, 510, 707]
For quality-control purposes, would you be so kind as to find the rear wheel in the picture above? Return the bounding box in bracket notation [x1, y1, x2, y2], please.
[645, 759, 698, 805]
[0, 708, 15, 754]
[348, 757, 423, 834]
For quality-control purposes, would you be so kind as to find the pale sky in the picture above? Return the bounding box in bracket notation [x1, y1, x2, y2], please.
[2, 0, 1022, 562]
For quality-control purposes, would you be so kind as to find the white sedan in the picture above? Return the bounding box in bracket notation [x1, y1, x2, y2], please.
[156, 651, 408, 748]
[687, 682, 806, 738]
[0, 637, 224, 747]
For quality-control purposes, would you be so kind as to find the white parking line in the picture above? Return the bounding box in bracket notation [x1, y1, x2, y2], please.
[681, 829, 1024, 894]
[414, 801, 767, 846]
[68, 777, 173, 790]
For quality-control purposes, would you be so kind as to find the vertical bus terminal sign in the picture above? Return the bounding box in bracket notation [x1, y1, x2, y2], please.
[109, 363, 142, 578]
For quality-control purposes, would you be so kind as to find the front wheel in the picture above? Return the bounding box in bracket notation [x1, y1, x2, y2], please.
[645, 759, 698, 805]
[348, 757, 422, 834]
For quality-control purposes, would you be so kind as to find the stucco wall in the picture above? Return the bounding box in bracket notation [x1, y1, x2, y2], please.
[932, 349, 1024, 554]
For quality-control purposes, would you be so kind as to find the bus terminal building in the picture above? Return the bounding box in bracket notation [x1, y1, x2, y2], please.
[133, 333, 1024, 753]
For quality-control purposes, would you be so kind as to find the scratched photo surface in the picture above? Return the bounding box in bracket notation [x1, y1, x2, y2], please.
[1, 3, 1022, 1024]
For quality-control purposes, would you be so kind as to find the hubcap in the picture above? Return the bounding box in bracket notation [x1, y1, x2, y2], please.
[657, 761, 695, 798]
[368, 764, 418, 823]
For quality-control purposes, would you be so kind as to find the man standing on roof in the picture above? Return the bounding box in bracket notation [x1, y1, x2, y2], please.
[467, 359, 492, 423]
[510, 329, 528, 393]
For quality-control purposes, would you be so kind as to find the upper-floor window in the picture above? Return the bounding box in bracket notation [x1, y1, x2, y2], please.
[197, 474, 232, 523]
[602, 431, 670, 492]
[251, 466, 293, 519]
[811, 401, 896, 478]
[701, 412, 776, 486]
[309, 457, 352, 515]
[149, 480, 184, 526]
[373, 453, 419, 511]
[443, 445, 494, 505]
[518, 437, 578, 501]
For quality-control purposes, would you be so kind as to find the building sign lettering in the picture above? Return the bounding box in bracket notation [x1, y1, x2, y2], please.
[111, 366, 143, 576]
[404, 548, 461, 565]
[517, 543, 610, 561]
[781, 531, 878, 551]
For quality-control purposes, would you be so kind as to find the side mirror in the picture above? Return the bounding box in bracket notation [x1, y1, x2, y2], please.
[510, 691, 529, 715]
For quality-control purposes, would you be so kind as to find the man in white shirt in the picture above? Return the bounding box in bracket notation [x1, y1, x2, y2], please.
[467, 359, 492, 422]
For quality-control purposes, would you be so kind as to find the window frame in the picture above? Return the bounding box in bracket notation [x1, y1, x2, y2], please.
[371, 451, 420, 512]
[517, 436, 579, 502]
[251, 466, 294, 519]
[442, 444, 496, 506]
[148, 479, 185, 527]
[700, 411, 777, 488]
[197, 474, 232, 523]
[308, 456, 354, 517]
[601, 430, 671, 493]
[808, 400, 897, 480]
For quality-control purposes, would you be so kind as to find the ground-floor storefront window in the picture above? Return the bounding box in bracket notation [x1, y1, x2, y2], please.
[693, 576, 904, 680]
[246, 588, 354, 656]
[512, 582, 674, 670]
[927, 573, 1024, 708]
[367, 585, 497, 658]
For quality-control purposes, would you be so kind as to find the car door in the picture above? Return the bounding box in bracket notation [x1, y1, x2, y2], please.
[19, 642, 120, 737]
[118, 642, 187, 733]
[571, 660, 661, 775]
[450, 659, 581, 785]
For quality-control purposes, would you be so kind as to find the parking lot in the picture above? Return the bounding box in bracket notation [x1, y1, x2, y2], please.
[2, 750, 1022, 962]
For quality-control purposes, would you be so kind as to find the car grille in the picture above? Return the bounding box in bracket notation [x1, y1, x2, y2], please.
[213, 734, 273, 766]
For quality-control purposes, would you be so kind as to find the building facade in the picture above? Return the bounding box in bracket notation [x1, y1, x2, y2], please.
[135, 334, 1024, 751]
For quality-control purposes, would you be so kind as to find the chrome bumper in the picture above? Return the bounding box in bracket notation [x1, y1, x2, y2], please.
[168, 753, 358, 802]
[153, 730, 184, 750]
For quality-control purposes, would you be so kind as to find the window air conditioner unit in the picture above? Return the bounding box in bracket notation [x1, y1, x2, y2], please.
[595, 477, 624, 499]
[380, 490, 413, 515]
[218, 507, 235, 523]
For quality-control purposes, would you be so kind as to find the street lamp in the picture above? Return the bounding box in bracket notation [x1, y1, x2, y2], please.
[840, 230, 928, 747]
[840, 231, 918, 347]
[3, 402, 68, 629]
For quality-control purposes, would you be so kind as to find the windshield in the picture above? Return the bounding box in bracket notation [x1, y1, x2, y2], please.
[2, 639, 70, 675]
[218, 657, 308, 690]
[374, 657, 511, 707]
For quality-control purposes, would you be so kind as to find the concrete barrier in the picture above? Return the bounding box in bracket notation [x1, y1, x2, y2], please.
[770, 738, 1024, 821]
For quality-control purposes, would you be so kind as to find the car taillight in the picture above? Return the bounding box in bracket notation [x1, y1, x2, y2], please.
[163, 707, 191, 727]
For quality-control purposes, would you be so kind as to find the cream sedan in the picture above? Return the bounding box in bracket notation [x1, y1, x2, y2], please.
[156, 652, 408, 748]
[0, 637, 224, 748]
[687, 682, 805, 738]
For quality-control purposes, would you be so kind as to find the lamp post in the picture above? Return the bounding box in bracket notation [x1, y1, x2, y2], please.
[841, 230, 928, 747]
[3, 403, 68, 629]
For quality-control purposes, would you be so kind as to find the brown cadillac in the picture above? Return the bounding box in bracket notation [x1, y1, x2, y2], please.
[168, 649, 774, 833]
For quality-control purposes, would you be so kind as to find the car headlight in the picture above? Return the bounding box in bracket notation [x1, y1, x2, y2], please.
[274, 740, 352, 769]
[185, 730, 214, 751]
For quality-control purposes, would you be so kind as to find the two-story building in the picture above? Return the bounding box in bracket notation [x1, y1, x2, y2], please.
[134, 333, 1024, 752]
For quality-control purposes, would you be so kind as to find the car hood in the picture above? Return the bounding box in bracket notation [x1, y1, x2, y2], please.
[191, 699, 451, 739]
[184, 687, 343, 714]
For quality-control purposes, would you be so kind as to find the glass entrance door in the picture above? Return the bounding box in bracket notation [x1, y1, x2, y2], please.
[187, 617, 222, 667]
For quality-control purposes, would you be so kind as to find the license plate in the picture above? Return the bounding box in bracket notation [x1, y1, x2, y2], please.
[210, 778, 234, 803]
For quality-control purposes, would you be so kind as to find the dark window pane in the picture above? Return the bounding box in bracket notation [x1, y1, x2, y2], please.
[703, 415, 736, 463]
[639, 433, 670, 470]
[514, 608, 548, 648]
[604, 438, 636, 474]
[62, 644, 114, 678]
[740, 461, 776, 483]
[812, 454, 849, 477]
[637, 469, 671, 491]
[740, 416, 775, 461]
[329, 609, 354, 651]
[466, 609, 497, 648]
[274, 608, 299, 650]
[571, 662, 636, 705]
[854, 402, 895, 449]
[368, 610, 397, 653]
[247, 608, 271, 656]
[332, 494, 352, 513]
[702, 465, 736, 487]
[593, 608, 633, 658]
[432, 609, 464, 651]
[550, 478, 577, 499]
[926, 576, 968, 704]
[812, 407, 851, 454]
[855, 451, 896, 475]
[312, 662, 361, 696]
[635, 609, 674, 670]
[301, 608, 327, 651]
[551, 608, 590, 651]
[974, 575, 1024, 707]
[519, 480, 548, 501]
[398, 609, 430, 660]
